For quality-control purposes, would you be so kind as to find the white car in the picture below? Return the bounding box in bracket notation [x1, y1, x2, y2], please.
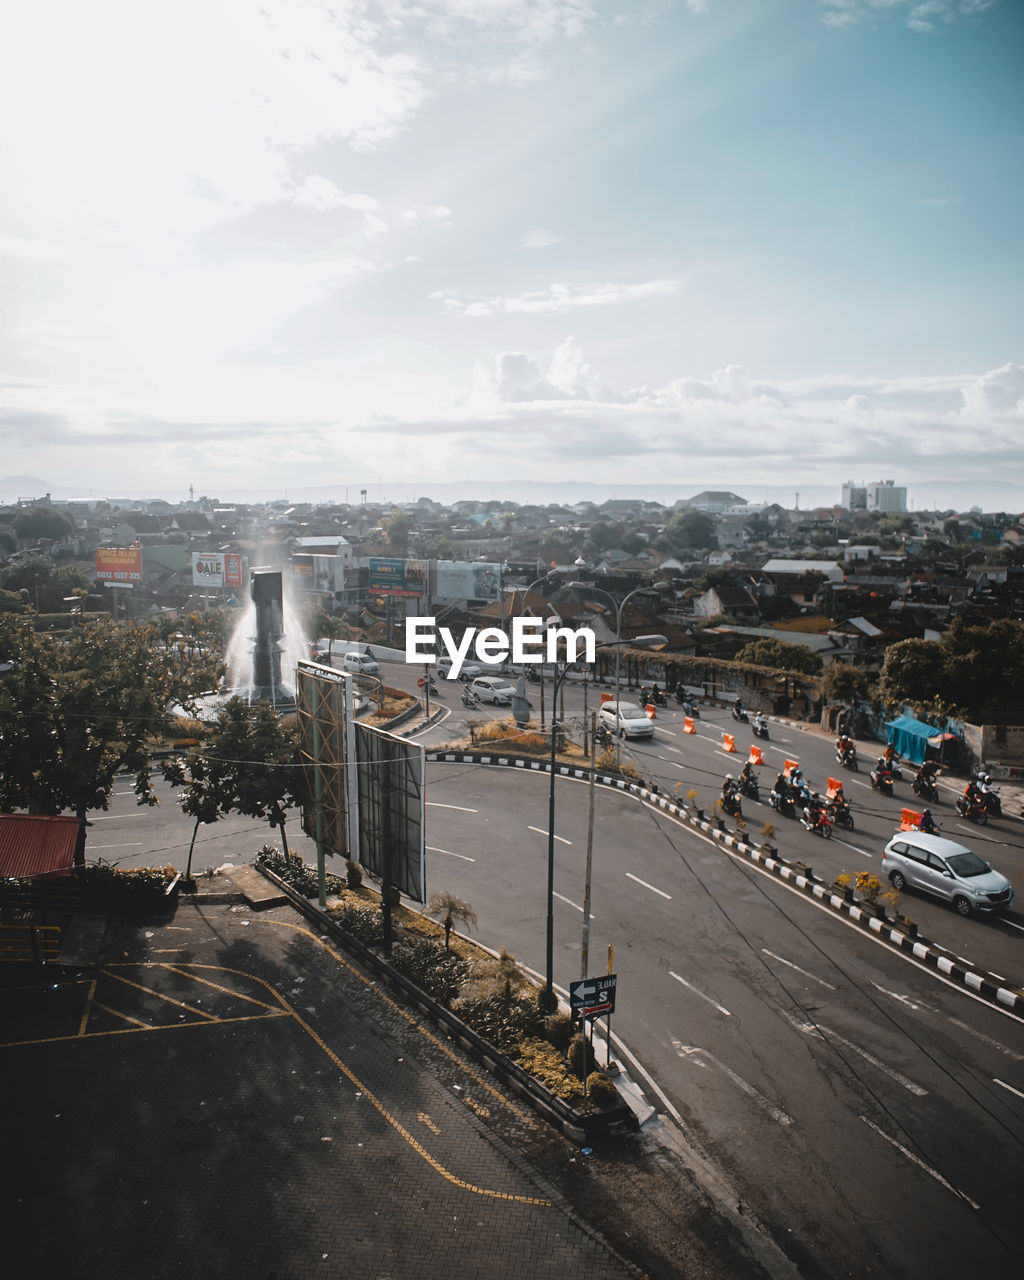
[599, 700, 655, 740]
[882, 832, 1014, 916]
[342, 652, 380, 675]
[435, 655, 484, 680]
[470, 676, 517, 705]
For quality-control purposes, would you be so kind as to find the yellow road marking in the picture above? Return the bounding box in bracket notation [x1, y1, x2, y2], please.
[92, 1001, 154, 1029]
[2, 1008, 290, 1049]
[159, 964, 281, 1011]
[77, 979, 98, 1037]
[258, 917, 534, 1125]
[100, 969, 219, 1020]
[418, 1112, 442, 1135]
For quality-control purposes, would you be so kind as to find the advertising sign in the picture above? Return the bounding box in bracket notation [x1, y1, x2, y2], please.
[435, 560, 501, 602]
[369, 558, 426, 597]
[95, 546, 142, 582]
[191, 552, 243, 588]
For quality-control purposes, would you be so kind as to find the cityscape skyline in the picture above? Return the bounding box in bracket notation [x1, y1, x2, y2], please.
[1, 2, 1021, 499]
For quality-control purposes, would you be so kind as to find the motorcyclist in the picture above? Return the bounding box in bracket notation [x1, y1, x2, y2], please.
[916, 760, 939, 783]
[964, 777, 984, 807]
[740, 760, 757, 786]
[918, 808, 939, 834]
[835, 733, 854, 759]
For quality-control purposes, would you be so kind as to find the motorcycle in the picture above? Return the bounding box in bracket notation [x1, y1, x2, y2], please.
[594, 724, 612, 750]
[826, 796, 855, 831]
[978, 784, 1002, 817]
[739, 774, 760, 802]
[731, 703, 749, 724]
[911, 773, 939, 804]
[460, 689, 479, 708]
[870, 766, 895, 797]
[885, 753, 904, 782]
[752, 715, 769, 740]
[769, 787, 796, 818]
[680, 699, 700, 718]
[720, 788, 743, 820]
[801, 806, 832, 839]
[649, 687, 666, 707]
[956, 793, 989, 825]
[834, 744, 859, 771]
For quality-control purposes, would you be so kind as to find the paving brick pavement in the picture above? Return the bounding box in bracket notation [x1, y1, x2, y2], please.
[2, 899, 646, 1280]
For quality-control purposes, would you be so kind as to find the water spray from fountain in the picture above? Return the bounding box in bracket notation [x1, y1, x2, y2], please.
[224, 568, 307, 712]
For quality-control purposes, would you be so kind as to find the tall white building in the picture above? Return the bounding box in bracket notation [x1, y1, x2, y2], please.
[865, 479, 907, 512]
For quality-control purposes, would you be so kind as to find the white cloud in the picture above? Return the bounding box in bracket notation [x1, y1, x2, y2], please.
[521, 228, 562, 248]
[818, 0, 998, 29]
[436, 278, 680, 317]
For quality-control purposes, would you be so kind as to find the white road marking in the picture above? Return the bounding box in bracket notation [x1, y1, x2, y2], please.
[830, 837, 872, 857]
[426, 846, 476, 863]
[87, 813, 150, 821]
[655, 727, 676, 738]
[790, 1019, 928, 1096]
[87, 843, 144, 851]
[669, 972, 731, 1015]
[861, 1116, 980, 1210]
[1003, 919, 1024, 934]
[426, 802, 479, 813]
[762, 949, 837, 991]
[527, 825, 571, 845]
[847, 778, 871, 791]
[625, 872, 672, 900]
[553, 891, 590, 915]
[674, 1042, 791, 1124]
[994, 1078, 1024, 1101]
[666, 746, 682, 755]
[871, 984, 1024, 1061]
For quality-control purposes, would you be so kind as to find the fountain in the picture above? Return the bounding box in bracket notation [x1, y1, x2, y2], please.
[174, 568, 307, 724]
[225, 568, 304, 712]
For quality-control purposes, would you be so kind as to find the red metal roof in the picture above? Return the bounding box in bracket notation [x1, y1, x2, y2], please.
[0, 814, 79, 879]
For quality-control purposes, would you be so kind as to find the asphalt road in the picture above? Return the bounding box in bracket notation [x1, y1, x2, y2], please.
[85, 660, 1024, 1278]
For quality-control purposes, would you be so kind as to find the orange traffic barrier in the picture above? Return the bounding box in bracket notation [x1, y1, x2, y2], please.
[747, 745, 764, 766]
[645, 703, 657, 719]
[683, 717, 696, 734]
[900, 807, 922, 831]
[600, 691, 614, 704]
[783, 758, 799, 777]
[723, 732, 736, 753]
[825, 776, 843, 799]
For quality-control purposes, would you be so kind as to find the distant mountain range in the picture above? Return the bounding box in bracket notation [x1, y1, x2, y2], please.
[2, 473, 1022, 513]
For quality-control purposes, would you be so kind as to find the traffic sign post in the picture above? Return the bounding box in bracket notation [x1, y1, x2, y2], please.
[569, 973, 617, 1018]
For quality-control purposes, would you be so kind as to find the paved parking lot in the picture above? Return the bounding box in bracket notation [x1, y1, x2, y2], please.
[2, 900, 640, 1280]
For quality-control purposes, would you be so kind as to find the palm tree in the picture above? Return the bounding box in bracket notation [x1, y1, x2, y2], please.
[427, 891, 478, 952]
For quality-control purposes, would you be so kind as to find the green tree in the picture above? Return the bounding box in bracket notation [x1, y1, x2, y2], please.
[877, 637, 950, 716]
[821, 662, 871, 706]
[0, 616, 220, 864]
[658, 510, 718, 554]
[11, 506, 75, 542]
[735, 637, 823, 675]
[940, 617, 1024, 723]
[161, 697, 302, 868]
[427, 890, 478, 952]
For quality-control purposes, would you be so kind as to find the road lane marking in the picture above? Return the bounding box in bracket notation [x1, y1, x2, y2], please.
[625, 872, 671, 900]
[1003, 920, 1024, 934]
[669, 972, 731, 1015]
[994, 1078, 1024, 1101]
[871, 985, 1024, 1061]
[87, 842, 144, 850]
[761, 949, 837, 991]
[87, 814, 150, 821]
[861, 1116, 979, 1209]
[666, 746, 682, 754]
[790, 1018, 927, 1096]
[553, 891, 590, 914]
[426, 802, 478, 813]
[426, 845, 476, 862]
[527, 825, 571, 845]
[830, 837, 872, 857]
[674, 1041, 791, 1124]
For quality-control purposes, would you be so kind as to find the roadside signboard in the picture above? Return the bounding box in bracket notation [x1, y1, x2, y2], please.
[95, 546, 142, 582]
[569, 973, 617, 1018]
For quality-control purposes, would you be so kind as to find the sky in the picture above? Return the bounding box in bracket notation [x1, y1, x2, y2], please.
[1, 0, 1022, 509]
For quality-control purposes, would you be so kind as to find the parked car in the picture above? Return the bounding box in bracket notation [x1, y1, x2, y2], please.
[882, 832, 1014, 916]
[435, 656, 484, 680]
[469, 676, 516, 705]
[343, 652, 380, 676]
[598, 700, 655, 740]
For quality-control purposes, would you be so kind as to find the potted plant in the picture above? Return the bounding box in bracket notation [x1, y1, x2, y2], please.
[834, 872, 855, 903]
[686, 788, 703, 821]
[855, 871, 887, 919]
[759, 821, 777, 854]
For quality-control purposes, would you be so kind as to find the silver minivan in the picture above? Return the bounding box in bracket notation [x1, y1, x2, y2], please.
[882, 832, 1014, 916]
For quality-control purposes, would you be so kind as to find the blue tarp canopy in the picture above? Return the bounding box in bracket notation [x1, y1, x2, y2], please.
[885, 714, 940, 765]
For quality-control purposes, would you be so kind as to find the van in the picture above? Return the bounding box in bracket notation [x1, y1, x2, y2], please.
[882, 831, 1014, 916]
[342, 652, 380, 676]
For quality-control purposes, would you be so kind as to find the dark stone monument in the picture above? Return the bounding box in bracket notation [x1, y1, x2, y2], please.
[246, 568, 295, 710]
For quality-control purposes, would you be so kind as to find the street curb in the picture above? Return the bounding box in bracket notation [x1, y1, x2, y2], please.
[426, 750, 1024, 1020]
[255, 866, 640, 1144]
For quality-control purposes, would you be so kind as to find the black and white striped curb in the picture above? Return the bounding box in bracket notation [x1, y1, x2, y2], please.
[426, 750, 1024, 1020]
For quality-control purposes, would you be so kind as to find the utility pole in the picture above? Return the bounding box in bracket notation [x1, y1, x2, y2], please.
[581, 711, 597, 980]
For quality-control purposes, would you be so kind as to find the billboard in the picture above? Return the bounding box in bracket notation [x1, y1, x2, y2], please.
[191, 552, 243, 588]
[296, 661, 357, 862]
[95, 546, 142, 582]
[354, 723, 426, 903]
[368, 558, 427, 597]
[435, 560, 501, 602]
[293, 554, 346, 594]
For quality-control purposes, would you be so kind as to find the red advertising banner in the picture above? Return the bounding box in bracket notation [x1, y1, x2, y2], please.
[225, 553, 242, 588]
[95, 546, 142, 582]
